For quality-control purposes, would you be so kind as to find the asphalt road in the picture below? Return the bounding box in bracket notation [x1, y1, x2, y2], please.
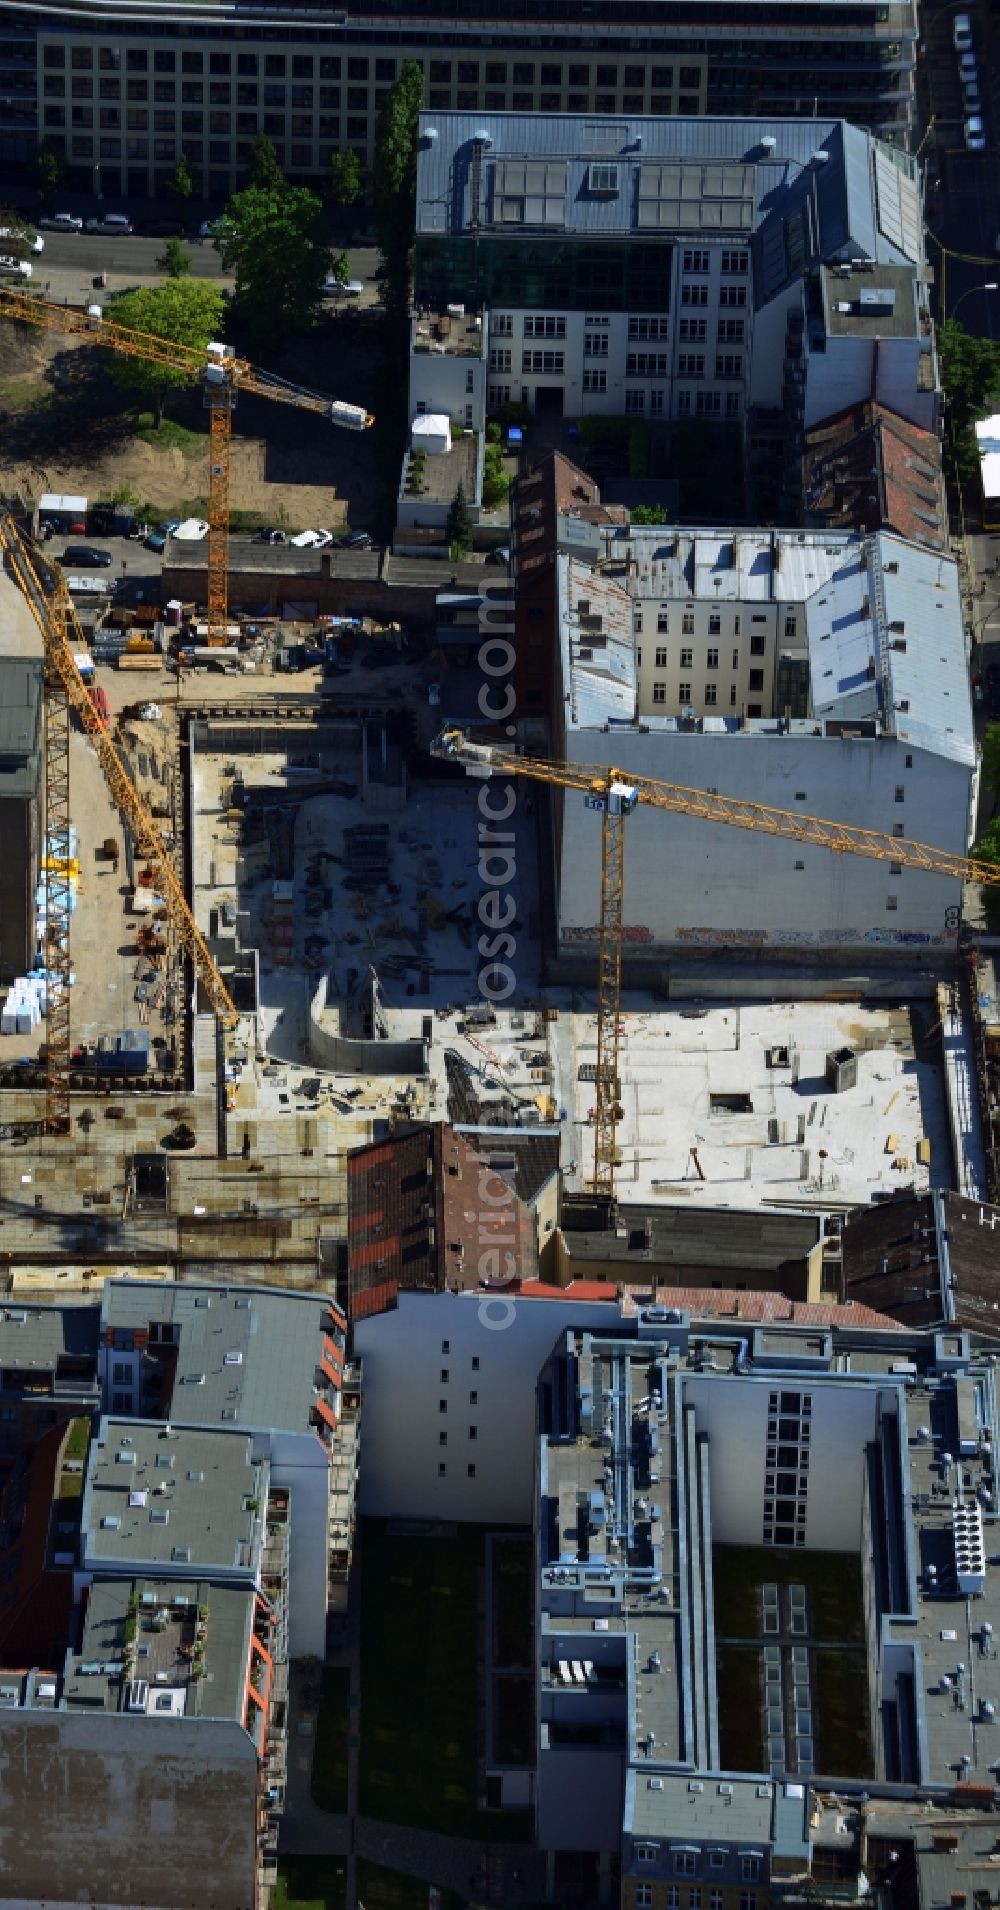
[921, 0, 1000, 329]
[27, 233, 382, 307]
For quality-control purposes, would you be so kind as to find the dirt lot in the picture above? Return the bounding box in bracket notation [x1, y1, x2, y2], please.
[0, 307, 395, 532]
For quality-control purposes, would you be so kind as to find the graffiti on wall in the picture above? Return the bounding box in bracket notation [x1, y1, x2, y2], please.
[563, 924, 654, 944]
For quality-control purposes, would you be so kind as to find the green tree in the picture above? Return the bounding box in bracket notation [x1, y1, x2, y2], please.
[372, 60, 424, 318]
[0, 206, 38, 262]
[328, 149, 363, 209]
[446, 482, 472, 553]
[329, 250, 351, 287]
[105, 279, 225, 426]
[630, 504, 668, 525]
[976, 813, 1000, 925]
[982, 724, 1000, 813]
[248, 133, 284, 190]
[156, 236, 193, 279]
[35, 143, 63, 199]
[165, 154, 199, 201]
[217, 184, 329, 347]
[938, 316, 1000, 482]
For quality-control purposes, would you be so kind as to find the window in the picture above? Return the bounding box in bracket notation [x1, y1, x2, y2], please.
[585, 332, 609, 356]
[523, 314, 565, 338]
[748, 669, 764, 691]
[469, 1390, 478, 1405]
[677, 354, 703, 378]
[99, 47, 121, 70]
[440, 1367, 449, 1383]
[636, 1846, 659, 1865]
[72, 48, 93, 69]
[704, 684, 717, 705]
[683, 248, 710, 273]
[472, 1356, 480, 1371]
[682, 284, 708, 307]
[678, 682, 691, 702]
[740, 1895, 758, 1910]
[636, 1891, 653, 1910]
[890, 860, 902, 876]
[696, 391, 722, 417]
[490, 348, 511, 373]
[720, 285, 747, 307]
[886, 894, 898, 911]
[629, 315, 670, 340]
[657, 612, 669, 634]
[655, 646, 668, 667]
[653, 682, 666, 704]
[637, 648, 642, 667]
[634, 612, 643, 636]
[679, 318, 707, 342]
[469, 1425, 477, 1440]
[181, 52, 203, 72]
[628, 352, 669, 377]
[439, 1399, 447, 1414]
[722, 248, 748, 273]
[113, 1392, 131, 1413]
[715, 354, 743, 379]
[126, 49, 147, 72]
[895, 785, 905, 802]
[707, 647, 719, 668]
[711, 1897, 724, 1910]
[44, 77, 65, 97]
[438, 1462, 447, 1477]
[905, 753, 913, 768]
[680, 647, 693, 667]
[682, 613, 695, 635]
[690, 1893, 702, 1910]
[625, 390, 645, 413]
[582, 368, 607, 393]
[674, 1854, 697, 1877]
[666, 1892, 680, 1910]
[652, 65, 674, 86]
[718, 317, 745, 342]
[467, 1463, 476, 1478]
[113, 1360, 131, 1383]
[521, 351, 565, 374]
[439, 1431, 447, 1446]
[154, 82, 176, 103]
[44, 45, 65, 66]
[750, 634, 766, 655]
[677, 390, 692, 415]
[491, 314, 513, 338]
[585, 313, 610, 326]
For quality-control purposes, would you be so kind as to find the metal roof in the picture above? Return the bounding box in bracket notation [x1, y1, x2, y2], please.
[0, 657, 42, 798]
[417, 114, 922, 276]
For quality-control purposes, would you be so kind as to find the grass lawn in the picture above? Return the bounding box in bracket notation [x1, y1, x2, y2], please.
[716, 1647, 765, 1772]
[491, 1537, 532, 1669]
[135, 412, 205, 456]
[813, 1649, 872, 1778]
[712, 1546, 865, 1644]
[493, 1675, 533, 1765]
[272, 1857, 345, 1910]
[63, 1417, 90, 1461]
[358, 1520, 531, 1843]
[355, 1863, 463, 1910]
[311, 1667, 351, 1814]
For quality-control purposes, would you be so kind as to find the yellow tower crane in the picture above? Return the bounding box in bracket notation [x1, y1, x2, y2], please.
[0, 287, 373, 648]
[0, 512, 239, 1137]
[431, 727, 1000, 1198]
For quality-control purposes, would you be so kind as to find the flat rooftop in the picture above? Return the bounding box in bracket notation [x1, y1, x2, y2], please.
[0, 1302, 99, 1381]
[604, 526, 855, 605]
[403, 431, 478, 505]
[412, 309, 483, 358]
[101, 1279, 339, 1435]
[566, 998, 949, 1211]
[81, 1420, 264, 1576]
[61, 1575, 252, 1722]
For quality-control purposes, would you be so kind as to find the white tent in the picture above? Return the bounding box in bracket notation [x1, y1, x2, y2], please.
[411, 413, 452, 456]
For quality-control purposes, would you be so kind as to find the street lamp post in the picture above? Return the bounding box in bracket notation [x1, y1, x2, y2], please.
[950, 281, 999, 322]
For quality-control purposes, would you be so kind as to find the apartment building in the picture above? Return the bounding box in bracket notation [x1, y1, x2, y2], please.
[412, 114, 930, 448]
[0, 0, 915, 203]
[539, 524, 976, 963]
[535, 1313, 1000, 1907]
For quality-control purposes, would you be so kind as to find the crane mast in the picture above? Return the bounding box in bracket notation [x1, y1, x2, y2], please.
[432, 726, 994, 1196]
[0, 514, 240, 1136]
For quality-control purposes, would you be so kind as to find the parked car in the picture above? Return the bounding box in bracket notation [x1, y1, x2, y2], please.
[959, 50, 978, 78]
[965, 115, 987, 150]
[488, 545, 511, 566]
[37, 212, 83, 232]
[964, 76, 982, 109]
[0, 257, 31, 278]
[61, 544, 113, 568]
[427, 680, 441, 707]
[143, 529, 167, 553]
[322, 277, 365, 298]
[954, 11, 974, 50]
[256, 526, 287, 544]
[198, 218, 229, 240]
[138, 216, 187, 238]
[84, 213, 133, 235]
[0, 226, 42, 254]
[342, 529, 373, 549]
[289, 528, 334, 548]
